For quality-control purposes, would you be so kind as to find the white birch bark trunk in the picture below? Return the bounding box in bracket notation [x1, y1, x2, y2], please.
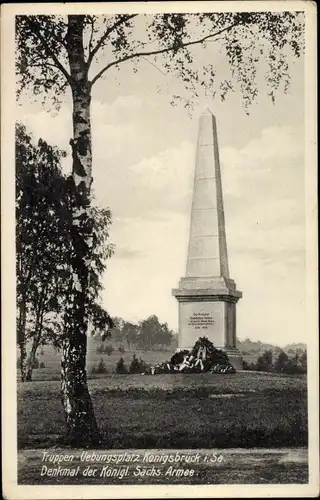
[17, 299, 28, 382]
[60, 15, 101, 446]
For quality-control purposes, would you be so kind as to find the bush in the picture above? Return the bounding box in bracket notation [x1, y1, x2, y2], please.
[118, 344, 125, 354]
[256, 350, 273, 372]
[97, 358, 108, 373]
[274, 350, 289, 373]
[137, 358, 151, 373]
[31, 357, 39, 369]
[129, 354, 140, 374]
[243, 349, 308, 374]
[96, 344, 104, 354]
[116, 356, 128, 374]
[39, 361, 45, 369]
[242, 360, 257, 371]
[129, 354, 149, 374]
[104, 344, 114, 356]
[91, 358, 108, 374]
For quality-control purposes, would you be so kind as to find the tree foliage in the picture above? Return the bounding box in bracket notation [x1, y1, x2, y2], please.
[16, 124, 113, 380]
[106, 315, 174, 350]
[274, 350, 289, 373]
[116, 356, 128, 374]
[138, 315, 174, 349]
[244, 349, 307, 374]
[16, 12, 304, 111]
[122, 321, 139, 348]
[256, 349, 273, 372]
[128, 353, 149, 374]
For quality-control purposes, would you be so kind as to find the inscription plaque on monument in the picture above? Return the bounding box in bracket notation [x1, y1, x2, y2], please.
[188, 312, 214, 329]
[179, 301, 225, 349]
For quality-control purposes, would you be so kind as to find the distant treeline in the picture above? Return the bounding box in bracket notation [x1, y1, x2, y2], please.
[243, 349, 307, 374]
[96, 315, 177, 352]
[100, 317, 306, 362]
[237, 337, 307, 358]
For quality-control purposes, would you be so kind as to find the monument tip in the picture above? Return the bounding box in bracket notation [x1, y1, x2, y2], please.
[201, 107, 214, 116]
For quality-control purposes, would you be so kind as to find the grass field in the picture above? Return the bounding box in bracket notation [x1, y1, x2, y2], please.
[18, 342, 302, 381]
[19, 345, 173, 381]
[18, 371, 307, 450]
[18, 350, 308, 485]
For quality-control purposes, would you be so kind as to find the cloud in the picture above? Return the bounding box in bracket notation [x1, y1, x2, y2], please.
[93, 95, 143, 124]
[92, 140, 195, 222]
[17, 106, 72, 153]
[221, 125, 304, 195]
[219, 125, 305, 266]
[16, 95, 143, 153]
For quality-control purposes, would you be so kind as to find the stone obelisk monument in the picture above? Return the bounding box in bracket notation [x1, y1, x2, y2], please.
[172, 109, 243, 369]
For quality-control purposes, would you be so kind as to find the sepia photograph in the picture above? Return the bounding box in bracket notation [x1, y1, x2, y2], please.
[1, 1, 318, 498]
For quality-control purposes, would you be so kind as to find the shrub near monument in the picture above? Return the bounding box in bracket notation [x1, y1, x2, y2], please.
[143, 337, 236, 375]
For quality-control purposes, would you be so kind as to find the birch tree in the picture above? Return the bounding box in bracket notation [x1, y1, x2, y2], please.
[16, 123, 68, 381]
[15, 12, 304, 445]
[16, 124, 113, 383]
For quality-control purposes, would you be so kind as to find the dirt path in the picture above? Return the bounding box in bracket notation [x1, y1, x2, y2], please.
[18, 447, 308, 485]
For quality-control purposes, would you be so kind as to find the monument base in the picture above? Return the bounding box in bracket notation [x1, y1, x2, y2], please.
[172, 285, 242, 367]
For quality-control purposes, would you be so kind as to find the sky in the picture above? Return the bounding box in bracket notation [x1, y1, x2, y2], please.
[16, 15, 306, 347]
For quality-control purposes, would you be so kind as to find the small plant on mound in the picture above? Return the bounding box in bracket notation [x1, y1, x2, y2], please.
[137, 358, 151, 374]
[97, 358, 108, 373]
[116, 356, 128, 374]
[92, 358, 108, 374]
[39, 361, 45, 369]
[30, 357, 39, 369]
[243, 360, 257, 371]
[129, 354, 141, 374]
[104, 344, 114, 356]
[129, 354, 149, 374]
[96, 343, 104, 354]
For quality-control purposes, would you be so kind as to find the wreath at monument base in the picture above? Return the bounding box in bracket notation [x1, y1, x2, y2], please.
[144, 337, 236, 375]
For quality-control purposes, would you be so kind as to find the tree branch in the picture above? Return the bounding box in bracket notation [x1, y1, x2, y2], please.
[88, 17, 95, 59]
[31, 21, 72, 85]
[140, 56, 166, 75]
[90, 22, 238, 87]
[87, 14, 138, 69]
[32, 62, 66, 71]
